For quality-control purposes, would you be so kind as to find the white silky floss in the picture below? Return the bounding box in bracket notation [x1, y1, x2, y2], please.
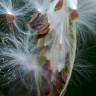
[67, 0, 78, 10]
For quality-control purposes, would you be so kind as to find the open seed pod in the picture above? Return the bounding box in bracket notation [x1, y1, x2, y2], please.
[28, 0, 78, 96]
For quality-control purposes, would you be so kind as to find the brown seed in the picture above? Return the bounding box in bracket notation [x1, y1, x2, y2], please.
[54, 78, 63, 93]
[47, 93, 52, 96]
[55, 0, 64, 11]
[28, 13, 40, 24]
[70, 10, 79, 21]
[58, 70, 67, 82]
[5, 14, 16, 23]
[52, 81, 61, 96]
[43, 60, 52, 71]
[37, 24, 50, 39]
[38, 23, 49, 32]
[41, 75, 51, 96]
[43, 60, 53, 79]
[39, 21, 48, 29]
[24, 71, 33, 81]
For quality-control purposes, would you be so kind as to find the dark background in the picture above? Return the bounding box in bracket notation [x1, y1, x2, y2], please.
[65, 24, 96, 96]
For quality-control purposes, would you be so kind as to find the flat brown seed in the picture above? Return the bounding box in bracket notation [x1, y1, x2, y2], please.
[5, 14, 16, 23]
[37, 24, 50, 38]
[24, 71, 33, 81]
[29, 13, 40, 24]
[70, 10, 79, 21]
[55, 0, 64, 11]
